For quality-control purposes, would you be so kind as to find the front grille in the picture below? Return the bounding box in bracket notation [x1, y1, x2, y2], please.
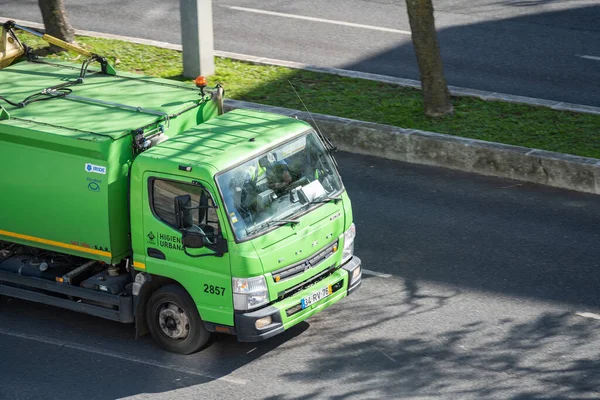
[277, 265, 336, 301]
[272, 240, 338, 282]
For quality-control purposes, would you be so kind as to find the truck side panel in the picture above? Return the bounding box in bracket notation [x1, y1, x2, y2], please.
[0, 124, 131, 264]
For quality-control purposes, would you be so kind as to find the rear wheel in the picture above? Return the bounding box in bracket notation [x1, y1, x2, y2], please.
[146, 284, 210, 354]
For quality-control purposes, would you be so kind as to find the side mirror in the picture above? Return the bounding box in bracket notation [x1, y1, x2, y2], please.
[214, 236, 228, 254]
[174, 195, 193, 230]
[182, 232, 205, 249]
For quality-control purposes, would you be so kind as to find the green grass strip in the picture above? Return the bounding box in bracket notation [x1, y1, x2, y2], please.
[19, 33, 600, 159]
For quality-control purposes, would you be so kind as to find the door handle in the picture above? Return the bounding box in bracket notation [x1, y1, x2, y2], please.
[147, 248, 166, 260]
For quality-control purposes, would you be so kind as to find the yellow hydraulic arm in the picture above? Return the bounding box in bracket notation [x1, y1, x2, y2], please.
[0, 20, 115, 75]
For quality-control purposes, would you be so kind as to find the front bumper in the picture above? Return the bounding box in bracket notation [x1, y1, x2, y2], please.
[343, 256, 362, 296]
[236, 256, 362, 342]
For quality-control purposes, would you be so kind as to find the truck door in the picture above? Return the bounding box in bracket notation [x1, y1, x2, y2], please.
[141, 173, 233, 326]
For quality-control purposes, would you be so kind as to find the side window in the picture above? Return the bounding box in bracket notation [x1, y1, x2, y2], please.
[152, 179, 221, 237]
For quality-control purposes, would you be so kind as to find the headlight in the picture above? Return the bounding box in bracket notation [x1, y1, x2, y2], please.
[341, 223, 356, 264]
[232, 276, 269, 311]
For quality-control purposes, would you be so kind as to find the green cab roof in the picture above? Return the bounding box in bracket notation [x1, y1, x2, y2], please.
[141, 108, 313, 172]
[0, 60, 202, 140]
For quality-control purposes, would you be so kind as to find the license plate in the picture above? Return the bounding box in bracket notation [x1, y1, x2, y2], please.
[301, 285, 332, 309]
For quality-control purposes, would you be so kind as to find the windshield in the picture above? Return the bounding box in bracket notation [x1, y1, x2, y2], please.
[216, 131, 343, 241]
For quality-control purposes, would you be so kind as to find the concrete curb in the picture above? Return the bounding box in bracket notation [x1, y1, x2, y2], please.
[4, 17, 599, 194]
[2, 17, 599, 116]
[225, 100, 600, 195]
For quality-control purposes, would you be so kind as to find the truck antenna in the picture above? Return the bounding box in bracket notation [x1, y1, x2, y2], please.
[288, 80, 337, 152]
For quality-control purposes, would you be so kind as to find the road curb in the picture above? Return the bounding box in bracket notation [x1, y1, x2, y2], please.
[225, 100, 600, 195]
[4, 17, 599, 194]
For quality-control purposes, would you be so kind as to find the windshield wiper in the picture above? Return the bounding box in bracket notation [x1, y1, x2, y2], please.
[247, 219, 299, 236]
[306, 196, 342, 205]
[265, 219, 300, 227]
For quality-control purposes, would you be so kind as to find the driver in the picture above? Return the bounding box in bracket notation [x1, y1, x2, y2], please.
[267, 164, 293, 194]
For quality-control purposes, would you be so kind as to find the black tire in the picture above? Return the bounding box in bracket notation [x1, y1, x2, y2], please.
[146, 284, 210, 354]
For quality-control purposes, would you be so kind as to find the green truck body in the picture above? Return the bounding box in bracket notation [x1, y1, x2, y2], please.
[0, 54, 361, 353]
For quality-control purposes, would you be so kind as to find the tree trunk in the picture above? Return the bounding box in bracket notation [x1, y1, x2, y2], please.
[38, 0, 74, 53]
[405, 0, 453, 117]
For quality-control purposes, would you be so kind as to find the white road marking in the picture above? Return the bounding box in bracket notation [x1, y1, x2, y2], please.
[0, 328, 246, 384]
[575, 312, 600, 320]
[577, 54, 600, 61]
[362, 269, 392, 278]
[226, 6, 412, 35]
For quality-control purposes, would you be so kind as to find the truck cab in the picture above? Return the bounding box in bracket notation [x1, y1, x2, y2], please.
[130, 109, 361, 352]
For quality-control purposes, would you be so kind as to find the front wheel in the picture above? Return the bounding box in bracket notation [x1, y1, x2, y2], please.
[146, 284, 210, 354]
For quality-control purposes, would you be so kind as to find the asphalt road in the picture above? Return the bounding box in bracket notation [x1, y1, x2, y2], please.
[2, 152, 600, 399]
[1, 0, 600, 106]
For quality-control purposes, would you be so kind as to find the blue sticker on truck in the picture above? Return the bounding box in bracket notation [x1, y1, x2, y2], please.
[85, 163, 106, 175]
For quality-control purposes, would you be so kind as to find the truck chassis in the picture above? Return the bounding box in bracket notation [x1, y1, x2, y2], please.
[0, 242, 134, 323]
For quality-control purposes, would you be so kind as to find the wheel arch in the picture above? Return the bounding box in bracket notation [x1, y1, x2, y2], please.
[134, 273, 190, 338]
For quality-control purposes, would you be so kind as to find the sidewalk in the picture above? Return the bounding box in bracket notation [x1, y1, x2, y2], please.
[3, 17, 599, 194]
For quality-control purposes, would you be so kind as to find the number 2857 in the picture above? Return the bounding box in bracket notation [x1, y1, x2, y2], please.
[204, 284, 226, 296]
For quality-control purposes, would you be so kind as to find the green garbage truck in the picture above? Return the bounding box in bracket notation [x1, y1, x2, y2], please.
[0, 22, 361, 353]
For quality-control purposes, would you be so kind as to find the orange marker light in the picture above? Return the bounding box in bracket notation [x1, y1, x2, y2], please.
[195, 76, 208, 88]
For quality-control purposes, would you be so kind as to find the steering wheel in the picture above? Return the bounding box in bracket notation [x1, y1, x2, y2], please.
[191, 224, 217, 245]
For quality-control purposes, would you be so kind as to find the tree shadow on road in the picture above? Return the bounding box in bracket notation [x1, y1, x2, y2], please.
[0, 295, 307, 399]
[264, 311, 600, 399]
[0, 270, 461, 399]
